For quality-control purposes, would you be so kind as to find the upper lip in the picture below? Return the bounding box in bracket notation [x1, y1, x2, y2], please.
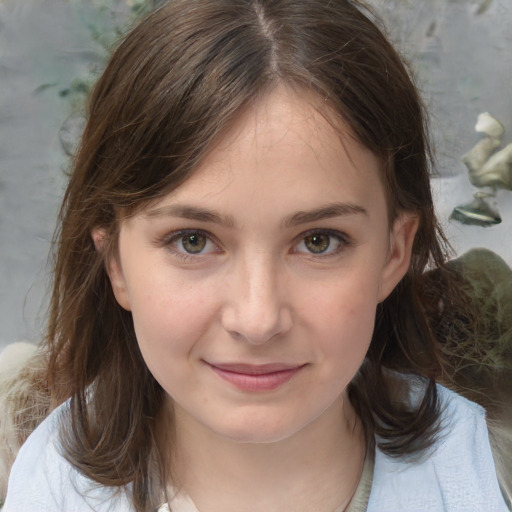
[207, 362, 305, 375]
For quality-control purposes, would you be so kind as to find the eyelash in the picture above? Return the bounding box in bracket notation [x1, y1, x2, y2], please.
[159, 228, 351, 261]
[291, 229, 351, 258]
[161, 229, 222, 261]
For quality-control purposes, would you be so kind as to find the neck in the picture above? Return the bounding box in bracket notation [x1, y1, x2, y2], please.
[166, 395, 366, 512]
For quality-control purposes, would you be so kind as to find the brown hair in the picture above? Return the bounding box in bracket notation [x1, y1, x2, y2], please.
[44, 0, 463, 509]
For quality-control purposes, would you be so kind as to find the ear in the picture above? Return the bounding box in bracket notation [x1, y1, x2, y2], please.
[377, 213, 419, 302]
[91, 227, 132, 311]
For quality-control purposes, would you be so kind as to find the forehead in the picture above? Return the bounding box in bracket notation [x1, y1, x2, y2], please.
[144, 87, 388, 223]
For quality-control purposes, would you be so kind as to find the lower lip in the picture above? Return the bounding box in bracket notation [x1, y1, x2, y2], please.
[209, 365, 303, 392]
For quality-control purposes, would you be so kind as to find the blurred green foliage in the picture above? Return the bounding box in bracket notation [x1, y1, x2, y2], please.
[57, 0, 157, 108]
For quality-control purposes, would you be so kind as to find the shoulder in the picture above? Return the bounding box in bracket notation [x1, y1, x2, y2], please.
[2, 402, 133, 512]
[367, 383, 509, 512]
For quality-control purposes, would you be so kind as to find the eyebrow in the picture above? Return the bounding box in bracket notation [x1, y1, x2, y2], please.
[144, 201, 367, 228]
[283, 202, 368, 227]
[145, 204, 235, 227]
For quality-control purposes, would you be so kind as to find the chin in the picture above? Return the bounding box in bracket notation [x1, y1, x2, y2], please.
[212, 414, 307, 445]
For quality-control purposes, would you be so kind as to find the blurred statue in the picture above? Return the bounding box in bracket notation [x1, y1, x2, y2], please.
[452, 113, 512, 227]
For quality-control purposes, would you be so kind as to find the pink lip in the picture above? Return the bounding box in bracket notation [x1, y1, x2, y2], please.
[207, 362, 305, 392]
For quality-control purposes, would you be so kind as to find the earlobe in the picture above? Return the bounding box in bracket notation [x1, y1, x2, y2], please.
[377, 213, 419, 302]
[91, 227, 107, 252]
[91, 227, 132, 311]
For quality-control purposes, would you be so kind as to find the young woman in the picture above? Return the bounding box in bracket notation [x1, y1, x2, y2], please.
[2, 1, 509, 511]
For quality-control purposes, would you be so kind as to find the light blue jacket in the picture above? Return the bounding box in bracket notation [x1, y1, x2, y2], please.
[3, 384, 509, 511]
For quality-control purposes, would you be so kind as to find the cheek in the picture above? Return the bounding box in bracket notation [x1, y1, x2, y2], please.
[304, 273, 379, 365]
[305, 270, 380, 324]
[127, 275, 220, 367]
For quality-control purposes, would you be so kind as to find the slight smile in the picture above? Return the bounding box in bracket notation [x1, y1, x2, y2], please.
[206, 362, 307, 392]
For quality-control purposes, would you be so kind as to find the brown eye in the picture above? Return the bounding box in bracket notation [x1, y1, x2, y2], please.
[293, 230, 348, 257]
[181, 233, 207, 253]
[304, 234, 330, 254]
[165, 229, 220, 259]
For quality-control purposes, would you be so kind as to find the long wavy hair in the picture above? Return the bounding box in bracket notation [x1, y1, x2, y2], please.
[36, 0, 471, 510]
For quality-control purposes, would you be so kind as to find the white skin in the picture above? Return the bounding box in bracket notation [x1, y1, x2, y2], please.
[96, 87, 418, 512]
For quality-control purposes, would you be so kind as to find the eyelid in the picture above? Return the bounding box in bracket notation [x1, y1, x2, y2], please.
[159, 229, 222, 258]
[291, 228, 351, 256]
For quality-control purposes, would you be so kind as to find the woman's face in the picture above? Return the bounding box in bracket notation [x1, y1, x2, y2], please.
[104, 88, 417, 444]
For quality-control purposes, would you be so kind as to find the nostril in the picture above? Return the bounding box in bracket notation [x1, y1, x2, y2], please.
[221, 306, 293, 346]
[227, 330, 244, 341]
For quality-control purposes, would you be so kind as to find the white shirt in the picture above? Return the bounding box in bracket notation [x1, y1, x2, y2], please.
[3, 384, 509, 512]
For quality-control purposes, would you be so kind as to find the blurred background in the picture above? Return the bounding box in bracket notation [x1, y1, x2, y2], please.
[0, 0, 511, 347]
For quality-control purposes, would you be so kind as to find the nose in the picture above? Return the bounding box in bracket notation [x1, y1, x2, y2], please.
[221, 254, 293, 345]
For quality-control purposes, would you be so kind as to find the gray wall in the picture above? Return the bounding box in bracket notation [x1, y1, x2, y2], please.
[1, 0, 511, 347]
